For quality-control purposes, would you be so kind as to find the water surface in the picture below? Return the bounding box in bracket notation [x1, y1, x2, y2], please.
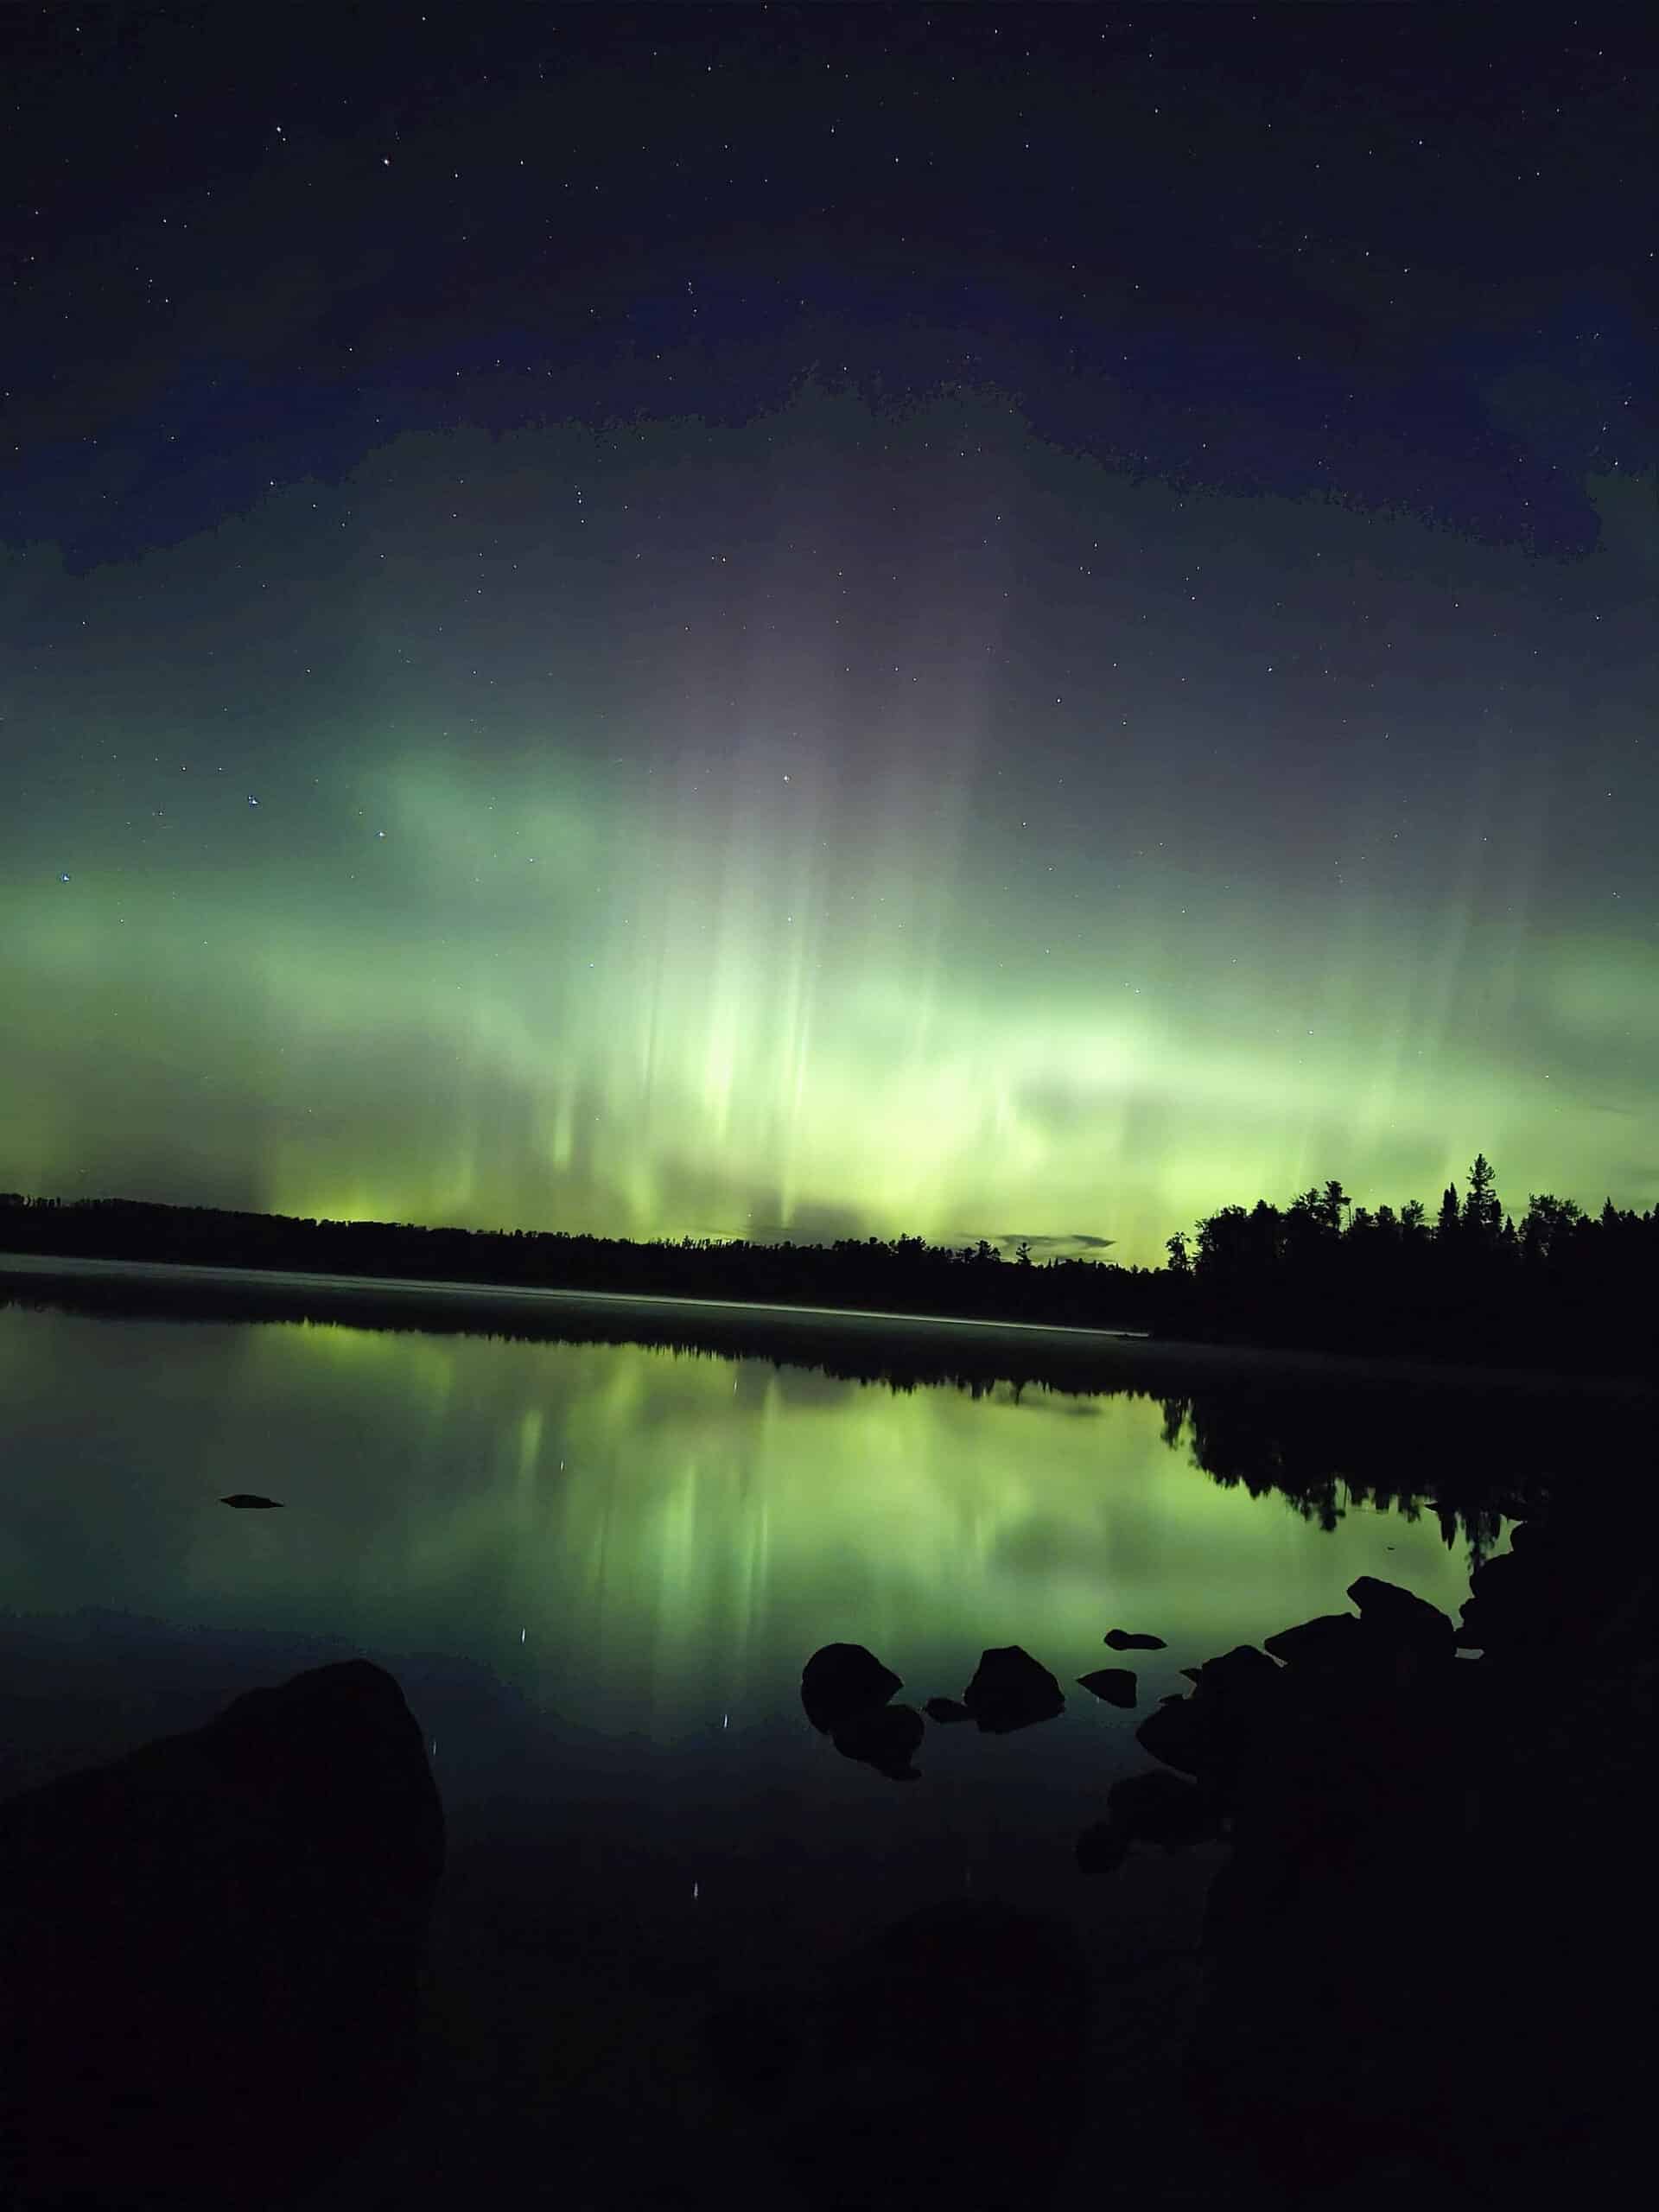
[0, 1281, 1622, 2200]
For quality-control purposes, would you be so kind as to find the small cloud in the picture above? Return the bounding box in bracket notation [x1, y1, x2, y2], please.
[960, 1231, 1116, 1258]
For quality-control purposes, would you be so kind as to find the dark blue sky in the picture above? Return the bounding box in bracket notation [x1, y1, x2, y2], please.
[9, 3, 1652, 566]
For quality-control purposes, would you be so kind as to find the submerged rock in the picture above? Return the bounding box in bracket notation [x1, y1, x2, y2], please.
[1107, 1768, 1221, 1849]
[1076, 1767, 1221, 1872]
[1076, 1668, 1138, 1708]
[220, 1492, 283, 1508]
[924, 1696, 973, 1724]
[961, 1646, 1065, 1734]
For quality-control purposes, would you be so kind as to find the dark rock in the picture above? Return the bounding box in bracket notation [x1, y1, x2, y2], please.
[1466, 1551, 1523, 1600]
[1076, 1667, 1137, 1707]
[1456, 1551, 1535, 1653]
[1107, 1768, 1221, 1848]
[0, 1660, 443, 2209]
[220, 1492, 283, 1508]
[831, 1702, 925, 1781]
[1191, 1643, 1283, 1713]
[1490, 1494, 1539, 1524]
[961, 1645, 1065, 1733]
[1134, 1694, 1211, 1777]
[1345, 1577, 1455, 1659]
[1075, 1819, 1131, 1874]
[923, 1695, 972, 1724]
[1190, 1487, 1658, 2207]
[1262, 1612, 1363, 1670]
[1103, 1628, 1166, 1650]
[1137, 1648, 1286, 1788]
[801, 1643, 903, 1735]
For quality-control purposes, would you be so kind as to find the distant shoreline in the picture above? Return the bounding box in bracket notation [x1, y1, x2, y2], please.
[5, 1179, 1652, 1383]
[0, 1248, 1150, 1344]
[2, 1249, 1645, 1399]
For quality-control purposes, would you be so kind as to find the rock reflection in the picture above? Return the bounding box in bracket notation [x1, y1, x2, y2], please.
[801, 1642, 924, 1779]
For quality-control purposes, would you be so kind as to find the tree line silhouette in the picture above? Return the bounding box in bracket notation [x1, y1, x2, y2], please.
[0, 1197, 1155, 1329]
[1166, 1152, 1654, 1371]
[1, 1151, 1653, 1373]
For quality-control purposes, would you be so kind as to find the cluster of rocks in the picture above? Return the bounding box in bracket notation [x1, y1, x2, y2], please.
[1154, 1505, 1655, 2204]
[801, 1640, 1076, 1777]
[801, 1629, 1173, 1779]
[1074, 1579, 1458, 1877]
[803, 1495, 1655, 2206]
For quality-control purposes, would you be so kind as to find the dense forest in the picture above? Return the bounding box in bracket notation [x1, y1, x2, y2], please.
[1166, 1154, 1655, 1371]
[1, 1153, 1654, 1374]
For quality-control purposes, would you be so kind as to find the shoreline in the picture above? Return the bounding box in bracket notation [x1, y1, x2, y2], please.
[2, 1249, 1647, 1398]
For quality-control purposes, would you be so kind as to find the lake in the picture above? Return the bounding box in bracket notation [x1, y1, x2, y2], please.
[0, 1267, 1639, 2205]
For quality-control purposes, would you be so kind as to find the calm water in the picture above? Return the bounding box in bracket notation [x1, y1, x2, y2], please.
[0, 1281, 1627, 2200]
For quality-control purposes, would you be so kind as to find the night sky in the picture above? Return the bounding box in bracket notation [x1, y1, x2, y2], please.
[3, 3, 1655, 1266]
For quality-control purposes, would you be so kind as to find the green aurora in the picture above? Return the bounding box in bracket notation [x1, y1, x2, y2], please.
[4, 398, 1654, 1265]
[4, 8, 1656, 1272]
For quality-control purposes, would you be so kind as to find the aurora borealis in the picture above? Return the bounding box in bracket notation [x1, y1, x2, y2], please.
[3, 6, 1655, 1267]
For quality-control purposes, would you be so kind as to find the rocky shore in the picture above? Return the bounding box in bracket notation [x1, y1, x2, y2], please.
[788, 1471, 1656, 2207]
[1182, 1474, 1656, 2204]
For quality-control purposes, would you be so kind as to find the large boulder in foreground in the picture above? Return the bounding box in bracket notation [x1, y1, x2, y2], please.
[0, 1659, 444, 2209]
[961, 1646, 1065, 1734]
